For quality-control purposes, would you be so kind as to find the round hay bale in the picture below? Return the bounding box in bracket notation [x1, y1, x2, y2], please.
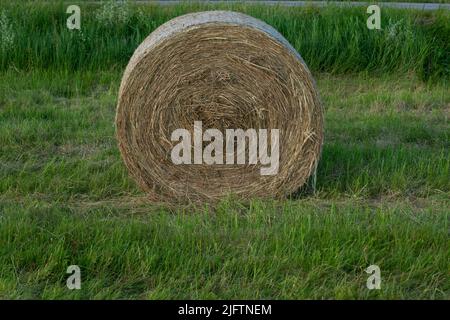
[116, 11, 323, 204]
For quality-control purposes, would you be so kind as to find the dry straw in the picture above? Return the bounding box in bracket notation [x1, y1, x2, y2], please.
[116, 11, 323, 204]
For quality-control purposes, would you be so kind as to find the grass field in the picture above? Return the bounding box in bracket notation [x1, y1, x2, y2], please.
[0, 2, 449, 299]
[1, 2, 448, 80]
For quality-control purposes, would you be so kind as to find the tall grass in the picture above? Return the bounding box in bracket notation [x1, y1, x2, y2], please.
[0, 1, 448, 81]
[0, 2, 448, 299]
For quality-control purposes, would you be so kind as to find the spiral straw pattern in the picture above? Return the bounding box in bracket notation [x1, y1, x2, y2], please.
[116, 11, 323, 204]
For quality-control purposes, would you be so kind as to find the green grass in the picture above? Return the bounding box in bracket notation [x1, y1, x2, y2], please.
[0, 1, 448, 299]
[0, 71, 448, 200]
[0, 70, 448, 299]
[1, 198, 448, 299]
[0, 2, 449, 80]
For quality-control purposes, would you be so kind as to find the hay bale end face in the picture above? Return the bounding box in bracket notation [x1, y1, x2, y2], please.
[116, 11, 323, 204]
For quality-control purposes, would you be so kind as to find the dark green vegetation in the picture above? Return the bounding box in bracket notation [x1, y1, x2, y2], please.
[0, 2, 449, 80]
[0, 2, 448, 299]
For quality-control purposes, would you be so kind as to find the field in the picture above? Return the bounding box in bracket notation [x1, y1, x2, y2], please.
[0, 2, 449, 299]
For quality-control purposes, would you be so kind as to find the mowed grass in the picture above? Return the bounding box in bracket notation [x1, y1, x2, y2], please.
[0, 70, 448, 299]
[0, 1, 449, 299]
[1, 198, 448, 299]
[0, 71, 448, 200]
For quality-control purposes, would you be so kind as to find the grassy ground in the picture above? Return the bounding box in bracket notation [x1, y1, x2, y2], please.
[0, 71, 448, 299]
[0, 2, 449, 299]
[0, 2, 448, 80]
